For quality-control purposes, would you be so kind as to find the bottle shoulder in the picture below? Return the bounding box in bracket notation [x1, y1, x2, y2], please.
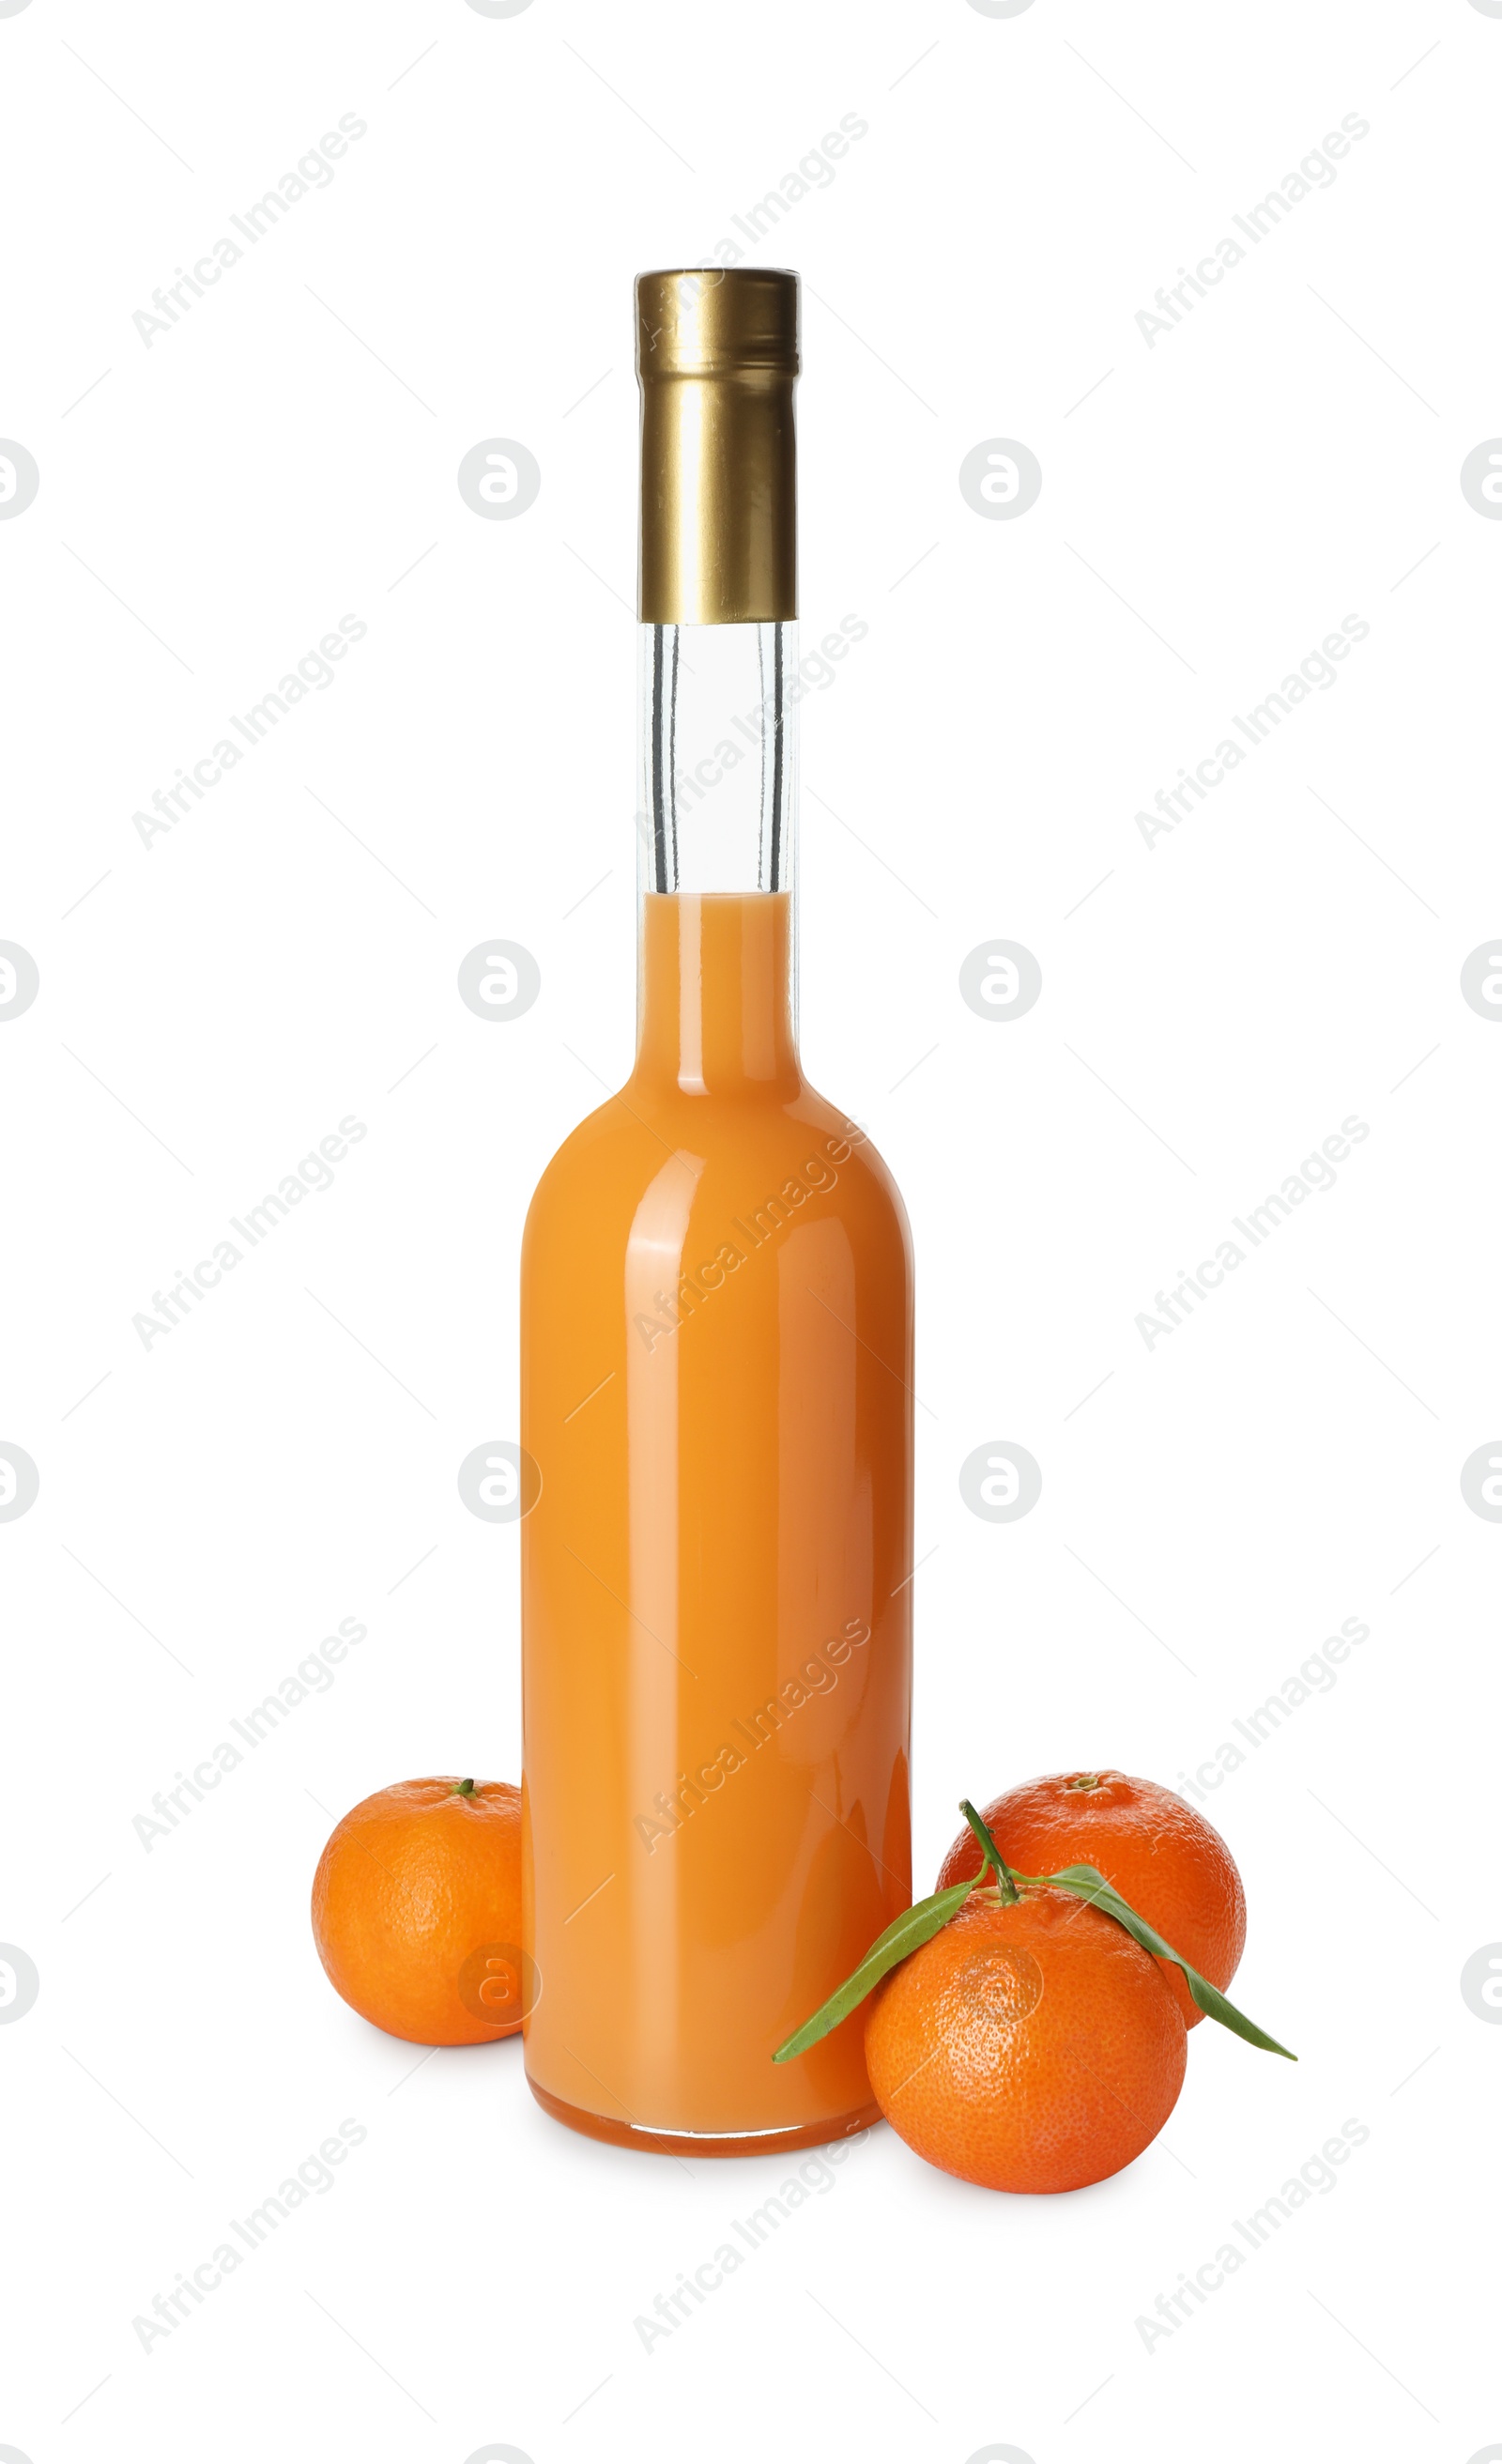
[785, 1079, 912, 1242]
[523, 1076, 910, 1260]
[522, 1092, 645, 1227]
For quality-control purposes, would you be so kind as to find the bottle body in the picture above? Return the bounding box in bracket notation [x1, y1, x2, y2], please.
[520, 891, 912, 2148]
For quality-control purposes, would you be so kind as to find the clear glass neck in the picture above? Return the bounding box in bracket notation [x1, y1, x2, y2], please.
[636, 622, 798, 896]
[635, 620, 800, 1091]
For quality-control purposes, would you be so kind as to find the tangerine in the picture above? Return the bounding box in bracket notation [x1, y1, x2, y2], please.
[864, 1885, 1187, 2193]
[312, 1777, 526, 2046]
[937, 1770, 1246, 2029]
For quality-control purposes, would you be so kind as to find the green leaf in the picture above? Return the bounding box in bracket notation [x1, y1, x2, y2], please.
[1024, 1863, 1296, 2060]
[772, 1879, 978, 2063]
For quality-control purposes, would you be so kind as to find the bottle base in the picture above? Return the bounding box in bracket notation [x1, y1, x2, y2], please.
[528, 2075, 881, 2159]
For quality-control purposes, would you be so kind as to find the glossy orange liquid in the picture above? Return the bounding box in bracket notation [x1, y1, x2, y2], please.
[520, 890, 913, 2152]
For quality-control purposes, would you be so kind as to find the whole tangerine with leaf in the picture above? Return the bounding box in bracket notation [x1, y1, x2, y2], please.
[936, 1770, 1246, 2029]
[774, 1799, 1292, 2195]
[312, 1777, 529, 2046]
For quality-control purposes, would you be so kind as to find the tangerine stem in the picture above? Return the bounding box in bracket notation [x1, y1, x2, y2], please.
[958, 1798, 1019, 1903]
[454, 1778, 476, 1797]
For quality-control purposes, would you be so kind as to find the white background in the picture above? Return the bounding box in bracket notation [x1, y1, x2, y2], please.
[2, 1, 1498, 2458]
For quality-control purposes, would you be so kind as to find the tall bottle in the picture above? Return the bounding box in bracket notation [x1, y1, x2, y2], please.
[520, 268, 913, 2154]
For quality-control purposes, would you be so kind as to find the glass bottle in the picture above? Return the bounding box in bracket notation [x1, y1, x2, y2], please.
[520, 269, 913, 2153]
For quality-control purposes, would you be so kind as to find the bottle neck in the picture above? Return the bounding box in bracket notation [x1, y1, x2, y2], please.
[637, 620, 798, 896]
[634, 615, 800, 1095]
[635, 890, 799, 1096]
